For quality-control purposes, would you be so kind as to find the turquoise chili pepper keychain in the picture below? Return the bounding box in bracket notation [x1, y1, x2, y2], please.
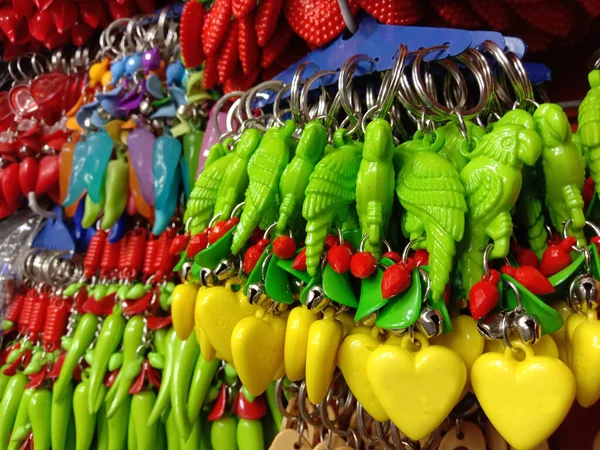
[82, 130, 114, 203]
[63, 141, 91, 206]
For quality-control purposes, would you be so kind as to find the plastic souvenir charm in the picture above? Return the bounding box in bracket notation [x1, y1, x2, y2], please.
[213, 128, 263, 219]
[472, 341, 575, 449]
[275, 120, 327, 236]
[303, 129, 363, 276]
[396, 130, 467, 301]
[356, 119, 395, 260]
[459, 122, 542, 295]
[231, 120, 295, 253]
[533, 103, 586, 244]
[185, 143, 233, 235]
[578, 70, 600, 197]
[437, 120, 486, 172]
[515, 165, 547, 257]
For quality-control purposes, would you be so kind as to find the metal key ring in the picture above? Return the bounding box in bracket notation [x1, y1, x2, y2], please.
[338, 54, 377, 136]
[241, 80, 285, 126]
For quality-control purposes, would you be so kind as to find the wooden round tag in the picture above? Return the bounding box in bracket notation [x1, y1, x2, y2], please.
[484, 422, 508, 450]
[313, 435, 347, 450]
[269, 429, 313, 450]
[439, 422, 486, 450]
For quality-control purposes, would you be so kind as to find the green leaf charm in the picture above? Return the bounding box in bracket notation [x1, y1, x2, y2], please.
[194, 225, 237, 270]
[458, 116, 542, 295]
[265, 255, 294, 304]
[275, 121, 327, 236]
[355, 265, 388, 322]
[356, 119, 395, 260]
[185, 143, 232, 235]
[322, 265, 358, 308]
[534, 103, 586, 245]
[548, 251, 586, 289]
[231, 121, 295, 253]
[303, 129, 362, 276]
[396, 131, 467, 301]
[502, 274, 564, 334]
[376, 269, 421, 330]
[213, 129, 263, 219]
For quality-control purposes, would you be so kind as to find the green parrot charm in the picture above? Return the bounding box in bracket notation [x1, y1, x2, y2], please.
[578, 70, 600, 195]
[396, 130, 467, 301]
[303, 129, 363, 276]
[437, 120, 487, 172]
[515, 165, 548, 257]
[184, 143, 232, 234]
[275, 121, 327, 236]
[459, 120, 542, 294]
[534, 103, 586, 243]
[356, 119, 396, 259]
[213, 128, 263, 219]
[231, 120, 295, 254]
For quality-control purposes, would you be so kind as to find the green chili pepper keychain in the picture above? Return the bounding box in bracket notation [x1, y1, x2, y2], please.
[395, 129, 467, 301]
[356, 119, 395, 260]
[107, 315, 146, 417]
[131, 389, 158, 450]
[148, 328, 179, 425]
[458, 120, 542, 294]
[187, 355, 219, 426]
[213, 128, 263, 219]
[28, 388, 52, 450]
[82, 175, 106, 229]
[101, 151, 129, 230]
[74, 378, 104, 450]
[303, 129, 363, 276]
[0, 373, 28, 450]
[275, 120, 327, 236]
[88, 310, 126, 413]
[52, 380, 74, 450]
[7, 386, 33, 450]
[231, 120, 295, 253]
[171, 334, 200, 439]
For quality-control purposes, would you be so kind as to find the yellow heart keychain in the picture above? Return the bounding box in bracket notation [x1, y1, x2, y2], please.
[305, 307, 344, 404]
[337, 326, 388, 422]
[567, 308, 600, 406]
[284, 305, 318, 382]
[471, 340, 575, 449]
[484, 334, 558, 358]
[231, 307, 286, 396]
[367, 331, 466, 441]
[195, 281, 258, 363]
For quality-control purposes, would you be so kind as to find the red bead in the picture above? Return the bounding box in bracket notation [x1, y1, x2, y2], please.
[539, 238, 575, 277]
[256, 238, 270, 250]
[243, 245, 264, 274]
[583, 176, 595, 210]
[325, 234, 338, 250]
[350, 252, 376, 279]
[169, 233, 190, 256]
[511, 243, 540, 269]
[382, 251, 401, 263]
[208, 220, 228, 244]
[413, 249, 429, 267]
[292, 248, 307, 271]
[327, 245, 352, 274]
[469, 279, 500, 320]
[592, 236, 600, 254]
[501, 265, 554, 296]
[381, 262, 412, 299]
[186, 231, 209, 258]
[273, 236, 296, 260]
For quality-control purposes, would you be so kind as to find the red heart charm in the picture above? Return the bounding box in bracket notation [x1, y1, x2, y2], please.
[42, 29, 71, 49]
[8, 85, 38, 117]
[0, 8, 19, 42]
[13, 0, 35, 20]
[31, 72, 68, 113]
[78, 1, 107, 29]
[108, 0, 137, 20]
[71, 22, 94, 46]
[48, 0, 78, 34]
[28, 9, 54, 42]
[33, 0, 55, 11]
